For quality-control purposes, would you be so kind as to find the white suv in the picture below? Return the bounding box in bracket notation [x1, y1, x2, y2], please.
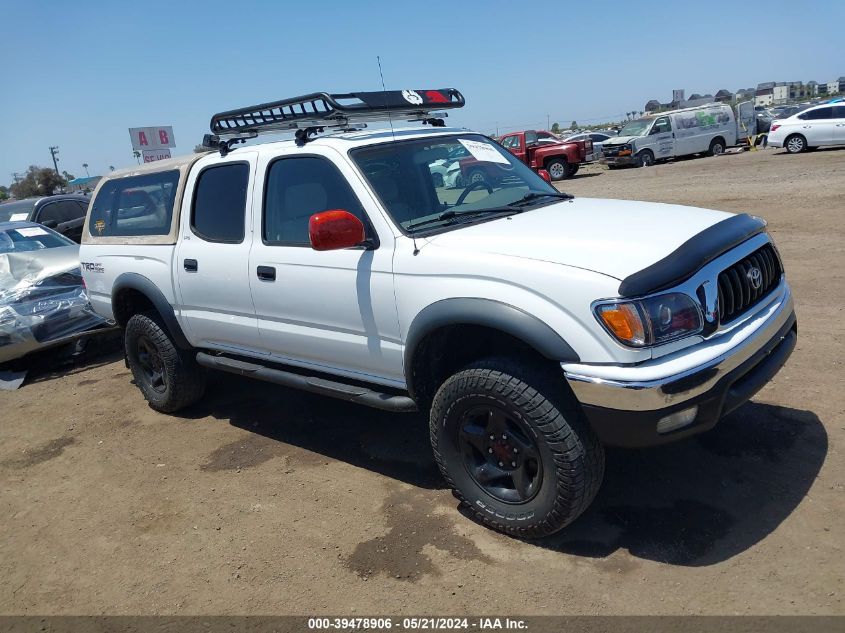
[768, 102, 845, 152]
[79, 89, 796, 538]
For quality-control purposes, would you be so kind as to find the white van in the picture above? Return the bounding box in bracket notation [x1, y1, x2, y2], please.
[602, 103, 740, 167]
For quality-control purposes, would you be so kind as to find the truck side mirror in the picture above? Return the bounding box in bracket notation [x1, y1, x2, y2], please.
[309, 210, 367, 251]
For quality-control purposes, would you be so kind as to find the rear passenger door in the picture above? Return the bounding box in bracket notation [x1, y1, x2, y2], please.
[248, 148, 403, 385]
[175, 152, 263, 354]
[797, 107, 837, 146]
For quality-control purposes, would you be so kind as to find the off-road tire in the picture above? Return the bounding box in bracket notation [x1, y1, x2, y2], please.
[429, 357, 605, 538]
[785, 134, 807, 154]
[125, 311, 206, 413]
[564, 162, 580, 178]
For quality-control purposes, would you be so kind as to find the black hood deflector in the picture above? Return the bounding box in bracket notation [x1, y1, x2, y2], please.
[618, 213, 767, 297]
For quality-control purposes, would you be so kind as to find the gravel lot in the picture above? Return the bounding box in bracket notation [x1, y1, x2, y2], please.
[1, 147, 843, 616]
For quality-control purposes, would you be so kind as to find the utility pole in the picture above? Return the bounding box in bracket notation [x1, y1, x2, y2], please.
[547, 114, 550, 131]
[49, 146, 60, 176]
[11, 172, 22, 184]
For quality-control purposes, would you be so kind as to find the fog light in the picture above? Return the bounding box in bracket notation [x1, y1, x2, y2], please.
[656, 406, 698, 434]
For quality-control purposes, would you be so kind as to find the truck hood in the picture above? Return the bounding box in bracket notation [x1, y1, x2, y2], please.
[603, 135, 640, 145]
[423, 198, 732, 281]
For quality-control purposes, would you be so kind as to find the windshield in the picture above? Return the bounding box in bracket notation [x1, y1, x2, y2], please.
[618, 119, 652, 137]
[0, 225, 74, 253]
[0, 200, 36, 222]
[350, 134, 561, 235]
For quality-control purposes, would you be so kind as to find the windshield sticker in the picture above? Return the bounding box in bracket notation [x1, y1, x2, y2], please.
[94, 219, 106, 234]
[15, 227, 49, 237]
[9, 213, 28, 221]
[458, 139, 510, 165]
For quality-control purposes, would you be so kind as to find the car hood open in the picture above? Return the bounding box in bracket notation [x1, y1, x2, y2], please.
[423, 197, 732, 281]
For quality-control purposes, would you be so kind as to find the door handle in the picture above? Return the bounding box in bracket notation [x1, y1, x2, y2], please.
[257, 266, 276, 281]
[184, 259, 198, 272]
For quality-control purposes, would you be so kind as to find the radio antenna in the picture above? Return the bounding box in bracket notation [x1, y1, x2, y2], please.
[377, 56, 396, 142]
[376, 56, 418, 255]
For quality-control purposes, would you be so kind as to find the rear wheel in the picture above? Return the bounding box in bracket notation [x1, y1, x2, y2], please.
[467, 168, 489, 187]
[707, 137, 726, 156]
[125, 312, 206, 413]
[785, 134, 807, 154]
[545, 159, 569, 181]
[564, 162, 580, 178]
[430, 357, 605, 538]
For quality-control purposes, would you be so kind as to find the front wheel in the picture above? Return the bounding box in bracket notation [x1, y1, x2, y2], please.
[125, 312, 206, 413]
[430, 358, 605, 538]
[636, 150, 654, 167]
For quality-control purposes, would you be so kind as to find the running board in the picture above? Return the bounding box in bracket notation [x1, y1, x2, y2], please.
[195, 352, 417, 413]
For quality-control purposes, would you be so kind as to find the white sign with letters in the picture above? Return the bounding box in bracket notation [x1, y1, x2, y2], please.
[458, 139, 510, 165]
[142, 149, 172, 163]
[129, 126, 176, 151]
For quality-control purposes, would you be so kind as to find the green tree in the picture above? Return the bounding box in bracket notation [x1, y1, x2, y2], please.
[0, 185, 8, 201]
[550, 122, 561, 134]
[9, 165, 67, 198]
[570, 120, 578, 131]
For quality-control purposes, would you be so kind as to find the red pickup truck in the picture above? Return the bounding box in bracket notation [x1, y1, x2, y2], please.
[498, 130, 593, 180]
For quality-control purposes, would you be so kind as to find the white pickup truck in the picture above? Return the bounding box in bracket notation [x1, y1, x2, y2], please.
[79, 89, 796, 538]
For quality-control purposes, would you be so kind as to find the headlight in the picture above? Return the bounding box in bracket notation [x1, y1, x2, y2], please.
[594, 293, 703, 347]
[618, 144, 632, 156]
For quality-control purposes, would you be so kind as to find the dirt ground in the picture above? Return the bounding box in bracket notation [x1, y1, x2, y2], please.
[1, 147, 843, 616]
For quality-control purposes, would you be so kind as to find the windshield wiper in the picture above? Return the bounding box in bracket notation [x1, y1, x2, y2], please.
[406, 206, 522, 232]
[511, 191, 574, 206]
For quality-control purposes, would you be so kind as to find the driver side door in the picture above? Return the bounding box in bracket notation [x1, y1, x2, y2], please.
[650, 116, 675, 159]
[248, 148, 404, 386]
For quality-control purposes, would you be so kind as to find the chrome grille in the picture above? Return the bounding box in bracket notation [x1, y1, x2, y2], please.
[717, 243, 782, 323]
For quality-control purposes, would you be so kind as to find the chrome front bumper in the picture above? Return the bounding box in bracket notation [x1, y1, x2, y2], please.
[562, 283, 796, 446]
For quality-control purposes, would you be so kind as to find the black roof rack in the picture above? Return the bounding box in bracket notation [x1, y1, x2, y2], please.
[209, 88, 465, 137]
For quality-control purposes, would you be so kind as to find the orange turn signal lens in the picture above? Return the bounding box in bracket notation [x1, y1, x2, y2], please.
[596, 303, 646, 346]
[618, 149, 632, 156]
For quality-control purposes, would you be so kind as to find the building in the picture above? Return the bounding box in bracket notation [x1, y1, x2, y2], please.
[806, 81, 819, 96]
[644, 99, 662, 113]
[735, 88, 755, 102]
[773, 83, 789, 104]
[755, 89, 774, 107]
[714, 89, 733, 102]
[827, 79, 841, 95]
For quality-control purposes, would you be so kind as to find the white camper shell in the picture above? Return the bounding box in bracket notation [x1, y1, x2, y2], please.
[602, 103, 742, 167]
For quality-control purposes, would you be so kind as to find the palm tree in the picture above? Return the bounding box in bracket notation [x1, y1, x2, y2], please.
[109, 166, 115, 172]
[133, 150, 141, 164]
[82, 163, 89, 177]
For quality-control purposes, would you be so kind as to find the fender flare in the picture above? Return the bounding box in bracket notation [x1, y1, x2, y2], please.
[112, 272, 191, 349]
[403, 298, 580, 395]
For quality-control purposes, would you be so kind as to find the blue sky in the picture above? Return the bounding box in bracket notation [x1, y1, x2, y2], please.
[1, 0, 843, 183]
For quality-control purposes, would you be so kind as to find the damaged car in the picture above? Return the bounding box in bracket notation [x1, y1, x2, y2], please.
[0, 221, 109, 364]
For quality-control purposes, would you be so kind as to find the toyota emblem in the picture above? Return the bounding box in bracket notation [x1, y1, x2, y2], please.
[747, 267, 763, 290]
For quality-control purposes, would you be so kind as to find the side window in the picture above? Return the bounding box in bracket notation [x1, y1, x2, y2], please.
[799, 107, 832, 120]
[652, 118, 671, 134]
[525, 131, 538, 145]
[833, 106, 845, 119]
[37, 200, 84, 224]
[89, 170, 179, 237]
[191, 163, 249, 243]
[590, 134, 609, 142]
[263, 157, 366, 246]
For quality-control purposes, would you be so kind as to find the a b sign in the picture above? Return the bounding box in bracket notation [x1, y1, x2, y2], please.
[129, 126, 176, 151]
